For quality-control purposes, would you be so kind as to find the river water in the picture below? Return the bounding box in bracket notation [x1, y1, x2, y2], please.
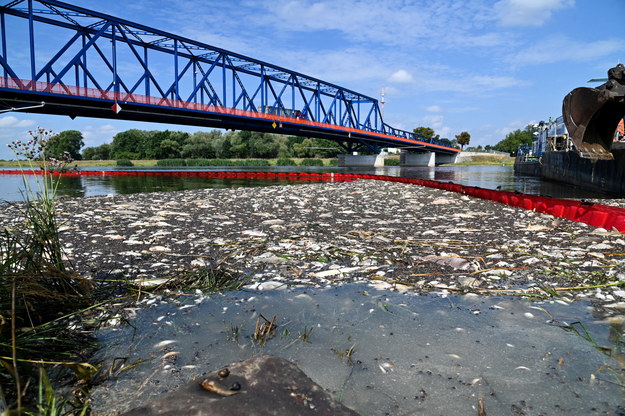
[91, 285, 625, 415]
[0, 165, 612, 203]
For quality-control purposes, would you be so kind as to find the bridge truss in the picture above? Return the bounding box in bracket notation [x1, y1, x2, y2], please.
[0, 0, 458, 154]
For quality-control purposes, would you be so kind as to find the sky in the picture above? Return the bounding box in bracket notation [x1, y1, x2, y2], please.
[0, 0, 624, 159]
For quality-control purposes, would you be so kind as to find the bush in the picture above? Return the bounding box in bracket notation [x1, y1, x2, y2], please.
[156, 159, 186, 166]
[384, 158, 401, 166]
[239, 159, 270, 167]
[327, 158, 339, 166]
[185, 159, 212, 166]
[113, 151, 140, 160]
[116, 159, 134, 166]
[299, 158, 324, 166]
[275, 158, 297, 166]
[185, 159, 270, 166]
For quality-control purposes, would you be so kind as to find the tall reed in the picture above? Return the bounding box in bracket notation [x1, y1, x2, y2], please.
[0, 128, 94, 413]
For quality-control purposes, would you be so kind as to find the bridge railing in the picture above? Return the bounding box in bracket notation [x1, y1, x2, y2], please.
[0, 76, 459, 152]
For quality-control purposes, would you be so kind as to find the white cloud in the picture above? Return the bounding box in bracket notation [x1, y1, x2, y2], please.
[495, 0, 574, 27]
[81, 124, 119, 147]
[411, 71, 527, 94]
[508, 36, 623, 66]
[0, 116, 35, 129]
[425, 105, 444, 113]
[388, 70, 414, 84]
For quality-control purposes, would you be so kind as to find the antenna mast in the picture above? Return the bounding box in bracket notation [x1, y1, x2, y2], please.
[381, 88, 385, 119]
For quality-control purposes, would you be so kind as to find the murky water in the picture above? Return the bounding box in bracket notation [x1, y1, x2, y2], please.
[0, 165, 612, 203]
[91, 284, 624, 415]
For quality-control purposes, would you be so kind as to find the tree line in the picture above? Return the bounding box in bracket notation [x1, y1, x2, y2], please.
[30, 124, 534, 162]
[412, 127, 471, 150]
[414, 124, 538, 155]
[82, 130, 344, 160]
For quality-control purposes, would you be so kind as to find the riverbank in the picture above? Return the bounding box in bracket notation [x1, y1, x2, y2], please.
[0, 153, 512, 168]
[0, 158, 337, 167]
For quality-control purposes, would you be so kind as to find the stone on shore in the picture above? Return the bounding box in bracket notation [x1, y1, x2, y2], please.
[120, 355, 360, 416]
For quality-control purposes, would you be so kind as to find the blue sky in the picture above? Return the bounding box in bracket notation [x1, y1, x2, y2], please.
[1, 0, 624, 159]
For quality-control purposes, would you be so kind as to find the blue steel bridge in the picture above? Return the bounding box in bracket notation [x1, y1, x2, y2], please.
[0, 0, 459, 160]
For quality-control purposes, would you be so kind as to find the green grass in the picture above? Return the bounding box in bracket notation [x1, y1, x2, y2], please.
[153, 265, 249, 293]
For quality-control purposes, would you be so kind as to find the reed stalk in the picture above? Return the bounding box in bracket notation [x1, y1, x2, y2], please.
[0, 128, 95, 413]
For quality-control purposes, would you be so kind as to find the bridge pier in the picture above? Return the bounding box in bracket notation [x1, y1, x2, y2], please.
[434, 152, 459, 165]
[400, 151, 436, 167]
[399, 151, 458, 166]
[338, 153, 386, 167]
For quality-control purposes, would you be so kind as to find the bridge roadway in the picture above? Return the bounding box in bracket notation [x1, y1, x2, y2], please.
[0, 1, 459, 163]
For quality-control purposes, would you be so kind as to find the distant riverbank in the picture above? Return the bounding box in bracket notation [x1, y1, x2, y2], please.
[0, 153, 514, 167]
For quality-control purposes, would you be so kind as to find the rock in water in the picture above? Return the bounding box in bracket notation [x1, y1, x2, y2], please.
[121, 355, 361, 416]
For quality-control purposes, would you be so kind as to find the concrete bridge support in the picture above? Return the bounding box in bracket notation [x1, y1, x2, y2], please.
[338, 153, 386, 167]
[435, 153, 459, 165]
[400, 151, 436, 167]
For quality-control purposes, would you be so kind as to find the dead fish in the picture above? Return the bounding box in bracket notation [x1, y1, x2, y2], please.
[477, 396, 487, 416]
[199, 379, 239, 396]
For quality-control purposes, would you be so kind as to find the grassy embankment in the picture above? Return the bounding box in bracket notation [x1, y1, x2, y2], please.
[0, 159, 336, 167]
[448, 154, 514, 166]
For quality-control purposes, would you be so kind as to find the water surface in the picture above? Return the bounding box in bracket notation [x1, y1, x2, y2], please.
[0, 165, 611, 203]
[91, 284, 624, 415]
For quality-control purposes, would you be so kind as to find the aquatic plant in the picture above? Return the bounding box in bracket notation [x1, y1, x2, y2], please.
[299, 158, 324, 166]
[275, 158, 297, 166]
[297, 326, 314, 343]
[252, 314, 277, 347]
[155, 264, 248, 293]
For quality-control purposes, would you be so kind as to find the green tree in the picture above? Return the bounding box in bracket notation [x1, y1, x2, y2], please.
[141, 130, 166, 159]
[248, 132, 280, 158]
[293, 138, 315, 158]
[82, 143, 111, 160]
[229, 132, 248, 158]
[181, 131, 217, 158]
[213, 132, 233, 158]
[309, 138, 341, 158]
[275, 135, 291, 158]
[94, 143, 112, 160]
[82, 146, 96, 160]
[156, 139, 181, 159]
[46, 130, 84, 160]
[111, 129, 147, 159]
[413, 126, 439, 141]
[455, 131, 471, 150]
[493, 125, 536, 154]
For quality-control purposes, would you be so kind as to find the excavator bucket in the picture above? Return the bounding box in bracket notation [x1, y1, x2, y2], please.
[562, 63, 625, 160]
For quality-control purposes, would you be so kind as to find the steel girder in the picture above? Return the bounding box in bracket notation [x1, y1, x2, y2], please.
[0, 0, 458, 154]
